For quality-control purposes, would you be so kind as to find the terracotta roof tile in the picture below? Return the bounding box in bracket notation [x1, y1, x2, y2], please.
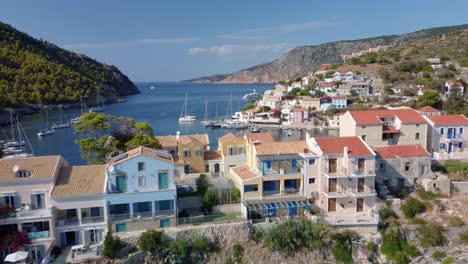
[245, 133, 274, 143]
[417, 106, 440, 113]
[219, 133, 243, 145]
[425, 114, 468, 125]
[156, 134, 209, 147]
[255, 141, 311, 155]
[349, 109, 426, 125]
[0, 156, 62, 182]
[374, 144, 430, 158]
[51, 165, 107, 197]
[231, 165, 257, 180]
[204, 150, 222, 161]
[110, 146, 173, 165]
[315, 137, 373, 157]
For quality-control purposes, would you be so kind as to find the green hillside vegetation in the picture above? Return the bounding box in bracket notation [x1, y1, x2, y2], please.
[0, 21, 139, 107]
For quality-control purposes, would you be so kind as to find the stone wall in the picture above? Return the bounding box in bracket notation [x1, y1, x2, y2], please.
[452, 181, 468, 195]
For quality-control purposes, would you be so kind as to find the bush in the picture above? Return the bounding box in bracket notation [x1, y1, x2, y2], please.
[191, 234, 216, 253]
[137, 230, 168, 256]
[417, 189, 438, 200]
[195, 174, 210, 196]
[401, 197, 426, 218]
[443, 160, 468, 178]
[432, 251, 447, 261]
[331, 230, 360, 264]
[443, 257, 456, 264]
[102, 235, 122, 259]
[202, 190, 219, 213]
[381, 227, 419, 264]
[264, 218, 333, 254]
[379, 207, 398, 220]
[170, 235, 190, 259]
[417, 224, 445, 248]
[409, 217, 427, 225]
[459, 230, 468, 244]
[248, 227, 264, 243]
[446, 215, 464, 227]
[230, 187, 241, 204]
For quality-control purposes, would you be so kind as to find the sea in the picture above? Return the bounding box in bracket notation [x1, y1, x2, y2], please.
[3, 82, 337, 165]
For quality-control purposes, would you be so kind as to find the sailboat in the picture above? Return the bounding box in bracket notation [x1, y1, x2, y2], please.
[38, 108, 55, 137]
[71, 96, 87, 124]
[4, 116, 34, 158]
[3, 109, 25, 148]
[201, 99, 214, 126]
[89, 88, 105, 112]
[52, 107, 70, 129]
[178, 92, 196, 122]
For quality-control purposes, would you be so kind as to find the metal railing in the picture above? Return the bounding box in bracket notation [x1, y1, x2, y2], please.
[27, 231, 49, 239]
[81, 216, 105, 224]
[177, 213, 243, 226]
[446, 134, 462, 139]
[56, 218, 79, 226]
[109, 210, 176, 222]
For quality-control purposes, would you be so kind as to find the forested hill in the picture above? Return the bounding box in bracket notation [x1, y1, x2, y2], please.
[0, 21, 139, 107]
[185, 24, 468, 83]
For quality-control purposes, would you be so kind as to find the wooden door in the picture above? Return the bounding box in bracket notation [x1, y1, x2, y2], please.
[358, 178, 365, 193]
[356, 198, 364, 212]
[329, 178, 337, 192]
[358, 158, 365, 173]
[328, 198, 336, 212]
[329, 159, 337, 173]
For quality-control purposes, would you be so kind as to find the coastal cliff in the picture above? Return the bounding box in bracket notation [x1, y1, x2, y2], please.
[184, 24, 468, 83]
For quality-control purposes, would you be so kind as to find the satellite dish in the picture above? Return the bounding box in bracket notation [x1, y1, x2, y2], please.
[13, 165, 19, 173]
[108, 165, 114, 172]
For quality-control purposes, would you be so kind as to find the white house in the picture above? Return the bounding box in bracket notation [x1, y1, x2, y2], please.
[259, 96, 282, 109]
[105, 146, 177, 232]
[443, 81, 464, 98]
[333, 71, 357, 83]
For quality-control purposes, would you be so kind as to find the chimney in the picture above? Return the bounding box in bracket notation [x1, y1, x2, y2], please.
[343, 146, 348, 157]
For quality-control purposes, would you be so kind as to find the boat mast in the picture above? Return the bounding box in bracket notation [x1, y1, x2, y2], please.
[204, 99, 208, 121]
[16, 116, 22, 152]
[18, 116, 33, 154]
[185, 92, 188, 117]
[9, 109, 14, 141]
[225, 93, 232, 119]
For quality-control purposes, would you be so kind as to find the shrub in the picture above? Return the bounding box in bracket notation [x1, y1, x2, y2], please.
[137, 230, 168, 256]
[230, 187, 241, 204]
[446, 215, 464, 227]
[443, 257, 456, 264]
[331, 230, 360, 264]
[195, 174, 210, 196]
[191, 234, 216, 253]
[379, 207, 398, 220]
[417, 224, 445, 248]
[248, 227, 264, 243]
[264, 218, 333, 254]
[432, 251, 447, 261]
[417, 189, 438, 200]
[459, 230, 468, 244]
[381, 227, 419, 264]
[366, 241, 377, 253]
[170, 235, 190, 259]
[442, 160, 468, 176]
[202, 190, 219, 213]
[408, 217, 427, 225]
[102, 235, 122, 259]
[401, 197, 426, 218]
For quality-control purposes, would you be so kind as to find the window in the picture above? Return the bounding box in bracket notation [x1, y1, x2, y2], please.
[138, 176, 146, 186]
[460, 127, 464, 134]
[169, 149, 176, 154]
[159, 200, 174, 211]
[115, 224, 126, 232]
[361, 135, 367, 142]
[420, 165, 426, 176]
[244, 184, 259, 192]
[416, 124, 420, 127]
[308, 159, 316, 165]
[238, 147, 245, 155]
[195, 148, 202, 156]
[415, 133, 420, 140]
[308, 178, 316, 184]
[228, 147, 235, 156]
[205, 164, 209, 173]
[158, 172, 168, 189]
[116, 176, 126, 192]
[459, 142, 463, 148]
[405, 162, 410, 171]
[31, 193, 46, 209]
[291, 160, 297, 170]
[137, 162, 145, 171]
[361, 126, 366, 129]
[380, 163, 386, 171]
[440, 143, 446, 150]
[440, 128, 444, 134]
[16, 170, 32, 178]
[183, 149, 190, 157]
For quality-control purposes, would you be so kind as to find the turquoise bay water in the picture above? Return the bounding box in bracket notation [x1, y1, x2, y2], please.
[7, 82, 336, 165]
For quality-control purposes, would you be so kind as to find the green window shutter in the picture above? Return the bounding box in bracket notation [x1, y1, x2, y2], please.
[138, 162, 144, 171]
[160, 219, 171, 228]
[158, 172, 168, 189]
[116, 176, 126, 192]
[115, 223, 126, 232]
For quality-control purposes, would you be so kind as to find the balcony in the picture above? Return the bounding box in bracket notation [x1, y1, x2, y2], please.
[263, 190, 281, 197]
[109, 210, 175, 222]
[0, 207, 52, 223]
[322, 185, 348, 198]
[27, 230, 49, 239]
[349, 189, 376, 197]
[56, 217, 79, 227]
[351, 169, 376, 177]
[446, 134, 462, 141]
[323, 167, 348, 178]
[81, 216, 105, 224]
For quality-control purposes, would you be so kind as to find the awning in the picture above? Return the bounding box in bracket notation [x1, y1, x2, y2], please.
[4, 251, 28, 262]
[383, 126, 401, 134]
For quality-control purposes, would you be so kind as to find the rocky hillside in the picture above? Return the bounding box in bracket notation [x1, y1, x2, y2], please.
[0, 21, 139, 107]
[185, 24, 468, 83]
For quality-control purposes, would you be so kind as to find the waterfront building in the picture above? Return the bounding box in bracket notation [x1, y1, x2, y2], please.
[217, 133, 247, 177]
[337, 80, 373, 96]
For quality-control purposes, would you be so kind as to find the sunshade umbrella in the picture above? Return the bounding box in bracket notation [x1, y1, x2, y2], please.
[4, 251, 28, 263]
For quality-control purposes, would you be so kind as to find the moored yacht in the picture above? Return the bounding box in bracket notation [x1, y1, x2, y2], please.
[242, 89, 261, 100]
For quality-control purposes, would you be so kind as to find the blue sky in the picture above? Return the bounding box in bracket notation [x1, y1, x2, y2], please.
[1, 0, 468, 82]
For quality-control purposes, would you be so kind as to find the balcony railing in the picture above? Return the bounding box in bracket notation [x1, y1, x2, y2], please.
[109, 210, 176, 222]
[263, 168, 303, 176]
[322, 185, 348, 197]
[56, 217, 79, 226]
[263, 190, 281, 196]
[27, 231, 49, 239]
[323, 166, 348, 178]
[446, 134, 462, 140]
[351, 169, 376, 177]
[81, 216, 105, 224]
[0, 208, 52, 222]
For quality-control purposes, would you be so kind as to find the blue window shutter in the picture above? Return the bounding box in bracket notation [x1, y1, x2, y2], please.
[291, 160, 297, 170]
[460, 127, 464, 134]
[459, 142, 463, 148]
[440, 128, 444, 134]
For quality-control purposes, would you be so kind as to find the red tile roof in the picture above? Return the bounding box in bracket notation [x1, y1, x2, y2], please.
[332, 96, 347, 100]
[219, 132, 243, 144]
[425, 114, 468, 125]
[382, 126, 401, 134]
[349, 109, 426, 125]
[245, 133, 274, 143]
[374, 144, 430, 158]
[231, 165, 257, 181]
[417, 106, 440, 113]
[204, 150, 222, 161]
[315, 137, 373, 157]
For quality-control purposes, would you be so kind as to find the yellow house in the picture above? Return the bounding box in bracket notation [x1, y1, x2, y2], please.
[299, 96, 321, 110]
[218, 133, 247, 176]
[339, 109, 428, 148]
[156, 134, 209, 175]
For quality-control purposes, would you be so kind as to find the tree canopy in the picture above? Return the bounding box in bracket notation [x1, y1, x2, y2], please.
[443, 86, 466, 114]
[415, 91, 440, 108]
[74, 113, 160, 164]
